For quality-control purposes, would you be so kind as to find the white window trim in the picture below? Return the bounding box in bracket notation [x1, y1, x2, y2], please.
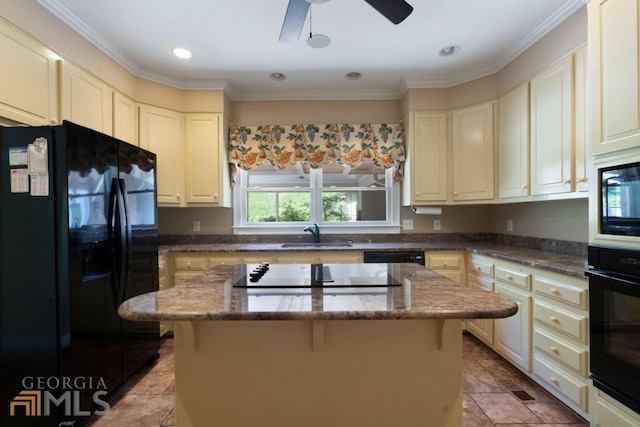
[232, 167, 400, 235]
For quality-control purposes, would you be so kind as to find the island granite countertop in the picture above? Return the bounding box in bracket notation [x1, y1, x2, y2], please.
[119, 263, 518, 322]
[159, 241, 588, 278]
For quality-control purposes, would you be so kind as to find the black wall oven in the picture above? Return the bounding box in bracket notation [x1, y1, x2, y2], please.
[587, 245, 640, 414]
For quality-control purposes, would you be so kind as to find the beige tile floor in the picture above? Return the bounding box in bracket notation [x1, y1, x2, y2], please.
[87, 333, 588, 427]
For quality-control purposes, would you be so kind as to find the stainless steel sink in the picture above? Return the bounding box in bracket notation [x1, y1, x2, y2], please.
[280, 242, 353, 248]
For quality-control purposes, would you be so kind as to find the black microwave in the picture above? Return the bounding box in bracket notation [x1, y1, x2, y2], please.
[601, 162, 640, 236]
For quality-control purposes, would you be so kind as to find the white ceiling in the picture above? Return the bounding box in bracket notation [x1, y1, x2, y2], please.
[37, 0, 585, 100]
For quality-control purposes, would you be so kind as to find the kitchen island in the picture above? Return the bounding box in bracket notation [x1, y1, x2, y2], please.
[119, 262, 517, 427]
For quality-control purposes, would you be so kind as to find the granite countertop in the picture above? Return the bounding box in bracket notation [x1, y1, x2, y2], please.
[119, 263, 518, 322]
[160, 241, 588, 278]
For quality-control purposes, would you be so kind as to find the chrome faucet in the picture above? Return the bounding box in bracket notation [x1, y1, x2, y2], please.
[303, 223, 320, 243]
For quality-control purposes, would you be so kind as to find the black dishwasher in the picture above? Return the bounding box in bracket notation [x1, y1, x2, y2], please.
[363, 251, 425, 266]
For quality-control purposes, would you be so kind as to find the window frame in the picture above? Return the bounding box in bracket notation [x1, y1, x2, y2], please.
[232, 165, 401, 235]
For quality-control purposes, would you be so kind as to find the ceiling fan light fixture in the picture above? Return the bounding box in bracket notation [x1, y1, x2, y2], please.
[439, 45, 461, 57]
[307, 33, 331, 48]
[172, 47, 192, 59]
[269, 72, 287, 81]
[345, 72, 362, 80]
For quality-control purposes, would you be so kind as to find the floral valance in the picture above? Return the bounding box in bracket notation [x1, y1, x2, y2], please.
[229, 123, 405, 181]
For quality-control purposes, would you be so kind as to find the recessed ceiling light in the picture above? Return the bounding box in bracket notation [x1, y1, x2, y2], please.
[305, 0, 330, 3]
[345, 72, 362, 80]
[172, 48, 192, 59]
[269, 72, 287, 81]
[307, 33, 331, 48]
[439, 45, 460, 57]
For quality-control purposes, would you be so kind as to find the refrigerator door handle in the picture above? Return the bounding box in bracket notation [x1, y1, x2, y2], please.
[108, 178, 128, 309]
[117, 178, 132, 305]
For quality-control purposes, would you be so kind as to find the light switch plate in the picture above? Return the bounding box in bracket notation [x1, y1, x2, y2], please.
[507, 219, 513, 231]
[193, 221, 201, 232]
[403, 219, 414, 230]
[433, 220, 441, 231]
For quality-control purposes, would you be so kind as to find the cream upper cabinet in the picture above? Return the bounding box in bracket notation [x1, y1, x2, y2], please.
[498, 83, 530, 199]
[185, 113, 231, 207]
[60, 62, 113, 134]
[113, 91, 138, 146]
[451, 101, 496, 202]
[402, 112, 448, 205]
[574, 44, 589, 193]
[530, 55, 573, 195]
[589, 0, 640, 155]
[139, 104, 183, 206]
[0, 21, 59, 126]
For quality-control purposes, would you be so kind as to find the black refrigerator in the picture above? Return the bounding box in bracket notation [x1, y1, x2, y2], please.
[0, 121, 160, 426]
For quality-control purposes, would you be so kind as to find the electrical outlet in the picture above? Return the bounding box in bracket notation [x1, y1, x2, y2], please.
[403, 219, 414, 230]
[193, 221, 201, 232]
[507, 219, 513, 232]
[433, 219, 441, 231]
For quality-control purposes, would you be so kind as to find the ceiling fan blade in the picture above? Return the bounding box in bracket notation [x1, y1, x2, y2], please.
[279, 0, 310, 42]
[364, 0, 413, 24]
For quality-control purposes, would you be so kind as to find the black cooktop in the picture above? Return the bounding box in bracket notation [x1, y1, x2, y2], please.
[232, 263, 401, 288]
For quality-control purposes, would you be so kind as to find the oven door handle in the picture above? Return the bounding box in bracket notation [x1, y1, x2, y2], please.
[586, 269, 640, 286]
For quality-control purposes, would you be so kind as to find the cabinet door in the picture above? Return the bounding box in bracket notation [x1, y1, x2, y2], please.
[139, 104, 183, 206]
[530, 56, 573, 195]
[467, 274, 494, 345]
[406, 112, 448, 204]
[589, 0, 640, 154]
[498, 83, 529, 198]
[113, 91, 138, 146]
[185, 113, 223, 205]
[451, 102, 496, 201]
[60, 62, 113, 134]
[573, 44, 589, 193]
[494, 282, 532, 372]
[0, 22, 58, 125]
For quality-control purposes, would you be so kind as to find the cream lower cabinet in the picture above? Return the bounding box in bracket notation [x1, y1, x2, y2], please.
[402, 112, 448, 205]
[466, 254, 495, 345]
[59, 62, 113, 134]
[139, 104, 184, 206]
[451, 102, 496, 202]
[533, 271, 589, 418]
[493, 262, 533, 372]
[426, 251, 465, 283]
[0, 20, 59, 125]
[594, 389, 640, 427]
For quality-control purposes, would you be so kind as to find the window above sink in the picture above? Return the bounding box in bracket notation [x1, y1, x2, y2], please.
[232, 161, 400, 235]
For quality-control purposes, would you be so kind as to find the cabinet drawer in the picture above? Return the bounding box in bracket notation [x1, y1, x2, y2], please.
[427, 255, 462, 269]
[596, 392, 640, 427]
[534, 276, 588, 309]
[174, 257, 207, 271]
[468, 258, 494, 278]
[495, 266, 531, 290]
[434, 270, 463, 283]
[207, 256, 240, 267]
[533, 327, 588, 376]
[534, 300, 588, 344]
[174, 271, 204, 285]
[534, 355, 589, 412]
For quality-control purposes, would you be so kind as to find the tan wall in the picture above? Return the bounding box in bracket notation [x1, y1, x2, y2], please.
[230, 100, 401, 126]
[489, 199, 588, 242]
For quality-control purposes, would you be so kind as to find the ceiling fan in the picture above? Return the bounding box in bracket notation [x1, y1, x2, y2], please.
[279, 0, 414, 42]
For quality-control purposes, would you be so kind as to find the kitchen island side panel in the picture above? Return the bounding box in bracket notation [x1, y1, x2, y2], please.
[174, 319, 464, 427]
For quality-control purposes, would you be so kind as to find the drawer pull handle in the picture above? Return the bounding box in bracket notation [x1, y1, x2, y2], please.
[187, 262, 192, 268]
[476, 266, 481, 270]
[550, 346, 559, 354]
[550, 376, 559, 385]
[444, 262, 448, 267]
[506, 275, 513, 280]
[550, 288, 560, 295]
[550, 316, 559, 323]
